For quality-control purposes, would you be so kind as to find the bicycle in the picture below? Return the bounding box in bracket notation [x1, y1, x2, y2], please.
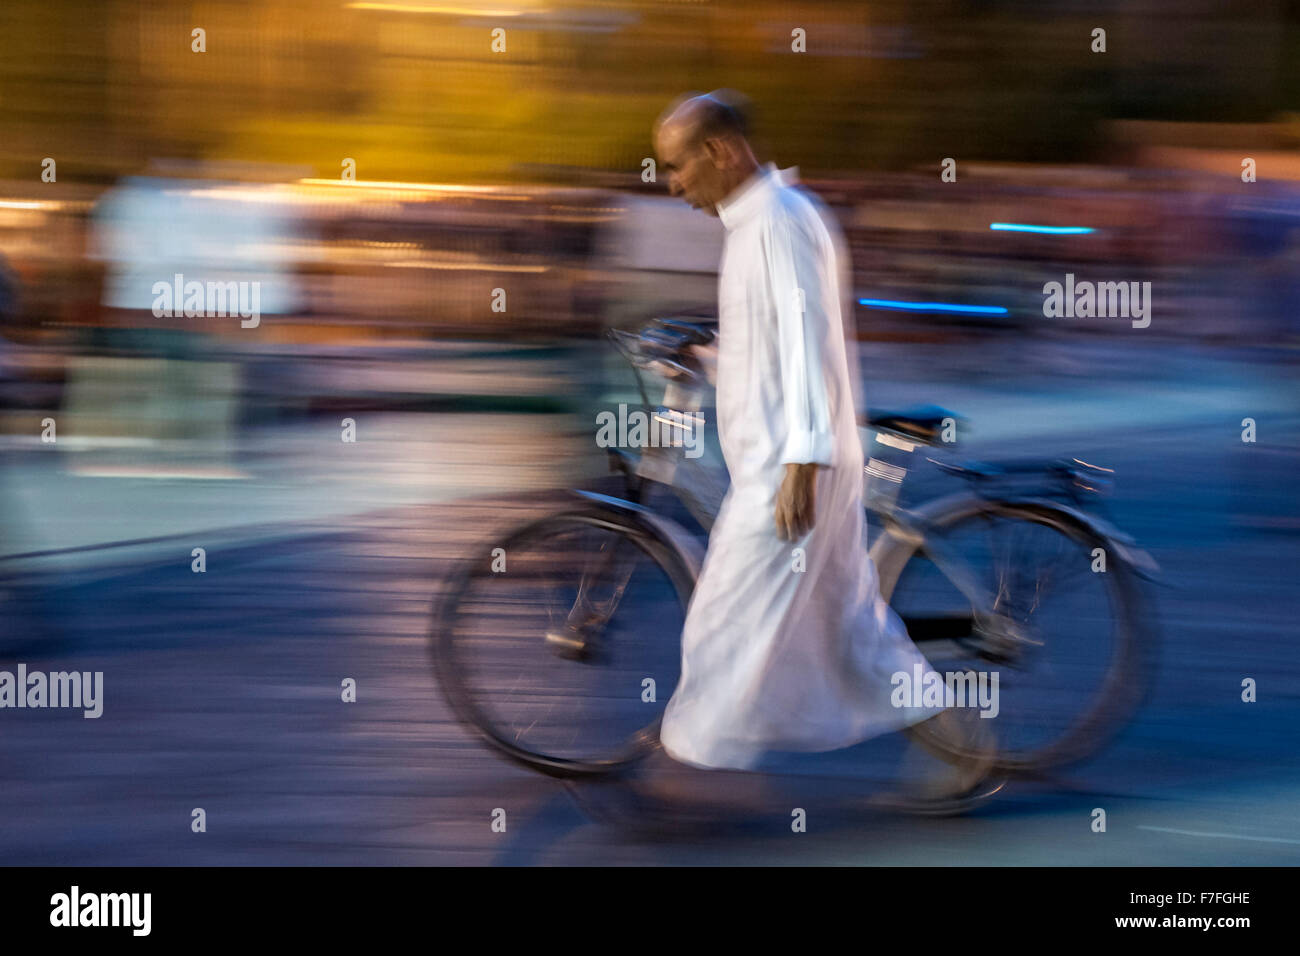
[433, 316, 1159, 780]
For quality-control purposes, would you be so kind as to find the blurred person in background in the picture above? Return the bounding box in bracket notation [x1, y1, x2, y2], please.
[650, 91, 995, 804]
[0, 253, 18, 390]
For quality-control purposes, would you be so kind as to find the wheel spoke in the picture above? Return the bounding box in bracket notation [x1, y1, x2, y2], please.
[438, 513, 688, 770]
[888, 501, 1141, 771]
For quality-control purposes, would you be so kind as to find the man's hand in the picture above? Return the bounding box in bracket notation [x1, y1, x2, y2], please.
[689, 342, 718, 386]
[775, 462, 821, 541]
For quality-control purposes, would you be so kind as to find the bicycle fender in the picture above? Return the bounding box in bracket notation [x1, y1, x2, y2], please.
[1010, 496, 1160, 580]
[887, 491, 1161, 582]
[570, 490, 705, 583]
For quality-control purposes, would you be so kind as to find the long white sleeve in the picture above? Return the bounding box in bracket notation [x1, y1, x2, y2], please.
[763, 205, 835, 466]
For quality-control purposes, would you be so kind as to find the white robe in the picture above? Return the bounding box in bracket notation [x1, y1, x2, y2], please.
[659, 163, 942, 770]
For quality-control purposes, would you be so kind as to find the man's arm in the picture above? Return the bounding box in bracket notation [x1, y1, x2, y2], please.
[764, 204, 835, 541]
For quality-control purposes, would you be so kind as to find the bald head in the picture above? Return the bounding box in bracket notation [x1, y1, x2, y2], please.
[657, 92, 750, 150]
[654, 90, 760, 216]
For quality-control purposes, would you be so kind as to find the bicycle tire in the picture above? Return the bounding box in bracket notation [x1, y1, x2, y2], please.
[871, 495, 1157, 774]
[433, 505, 697, 778]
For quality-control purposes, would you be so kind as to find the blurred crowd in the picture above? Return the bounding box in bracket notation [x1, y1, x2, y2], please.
[1, 156, 1297, 420]
[0, 0, 1296, 449]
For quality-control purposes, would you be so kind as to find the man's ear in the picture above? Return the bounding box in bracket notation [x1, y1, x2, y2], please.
[700, 135, 732, 169]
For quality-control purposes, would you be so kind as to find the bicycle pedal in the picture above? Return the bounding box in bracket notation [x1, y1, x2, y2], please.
[968, 618, 1040, 668]
[544, 627, 591, 660]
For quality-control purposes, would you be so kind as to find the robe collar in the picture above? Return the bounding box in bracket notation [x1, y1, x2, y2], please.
[716, 162, 797, 231]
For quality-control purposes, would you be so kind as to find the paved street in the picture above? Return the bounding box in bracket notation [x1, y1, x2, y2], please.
[1, 338, 1297, 864]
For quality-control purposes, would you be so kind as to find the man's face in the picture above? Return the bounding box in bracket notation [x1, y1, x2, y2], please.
[655, 122, 728, 216]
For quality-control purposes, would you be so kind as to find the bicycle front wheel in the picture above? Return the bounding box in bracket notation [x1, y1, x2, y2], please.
[434, 507, 695, 778]
[873, 496, 1155, 774]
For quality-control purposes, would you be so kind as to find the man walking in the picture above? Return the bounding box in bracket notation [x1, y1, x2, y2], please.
[651, 91, 996, 805]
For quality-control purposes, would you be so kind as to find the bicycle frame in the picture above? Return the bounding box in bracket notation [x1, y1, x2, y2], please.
[543, 487, 706, 660]
[596, 318, 1159, 663]
[446, 320, 1160, 779]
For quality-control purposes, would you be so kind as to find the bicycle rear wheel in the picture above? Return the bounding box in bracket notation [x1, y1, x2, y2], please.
[434, 507, 694, 777]
[874, 497, 1155, 774]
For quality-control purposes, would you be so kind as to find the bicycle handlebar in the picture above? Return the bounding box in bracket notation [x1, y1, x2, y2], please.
[607, 317, 716, 383]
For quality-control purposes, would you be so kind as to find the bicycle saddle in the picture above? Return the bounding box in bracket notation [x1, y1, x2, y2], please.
[860, 405, 961, 445]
